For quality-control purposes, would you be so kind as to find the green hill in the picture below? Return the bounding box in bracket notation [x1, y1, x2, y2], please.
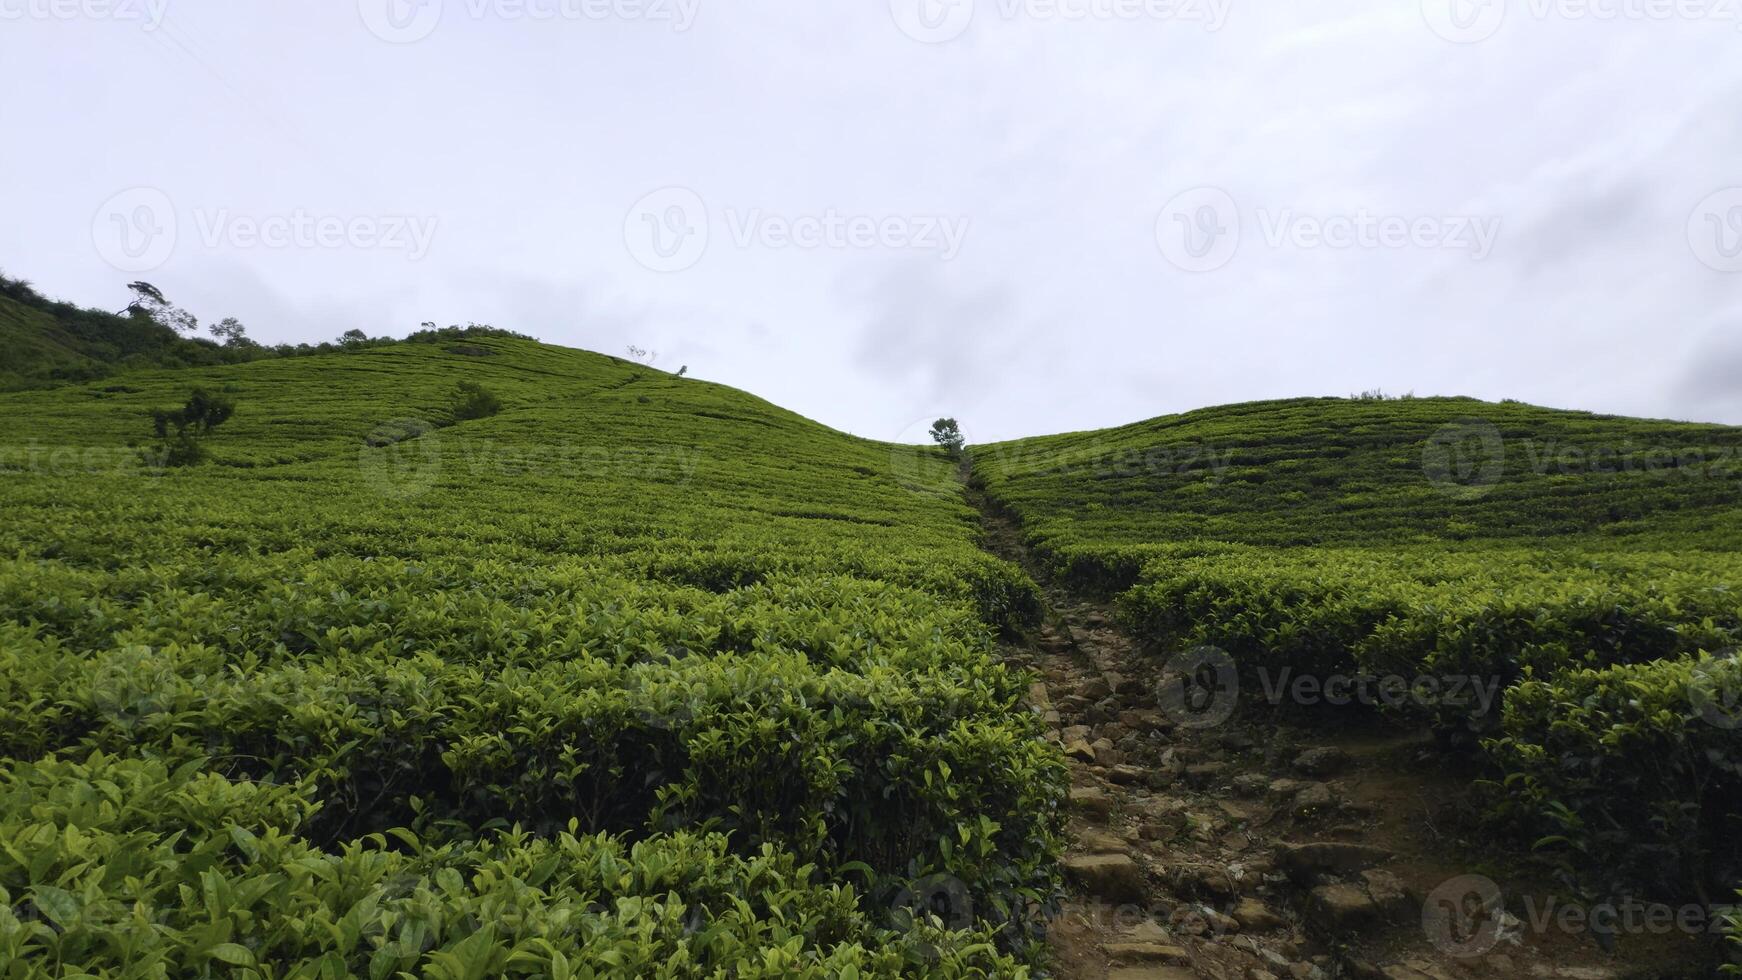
[973, 396, 1742, 900]
[8, 313, 1742, 970]
[0, 337, 1059, 976]
[0, 277, 256, 390]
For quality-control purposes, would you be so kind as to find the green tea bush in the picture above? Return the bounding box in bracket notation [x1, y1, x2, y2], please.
[0, 756, 1029, 978]
[142, 387, 236, 467]
[971, 393, 1742, 905]
[1483, 653, 1742, 898]
[449, 381, 502, 422]
[0, 336, 1063, 972]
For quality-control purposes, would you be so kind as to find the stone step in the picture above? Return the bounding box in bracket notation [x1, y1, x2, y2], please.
[1062, 853, 1147, 905]
[1107, 966, 1199, 980]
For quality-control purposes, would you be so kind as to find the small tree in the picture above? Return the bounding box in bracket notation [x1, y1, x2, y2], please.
[210, 317, 249, 346]
[929, 418, 965, 456]
[120, 281, 198, 334]
[144, 387, 236, 467]
[450, 381, 502, 421]
[339, 328, 369, 346]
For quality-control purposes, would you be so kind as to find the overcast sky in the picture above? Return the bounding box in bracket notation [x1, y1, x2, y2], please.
[3, 1, 1740, 442]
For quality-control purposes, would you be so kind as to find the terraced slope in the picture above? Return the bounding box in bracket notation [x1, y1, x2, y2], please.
[0, 337, 1062, 976]
[973, 397, 1742, 904]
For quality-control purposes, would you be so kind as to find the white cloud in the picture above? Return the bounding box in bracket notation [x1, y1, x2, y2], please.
[2, 2, 1739, 436]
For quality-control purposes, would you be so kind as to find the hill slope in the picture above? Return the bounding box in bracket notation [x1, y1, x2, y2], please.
[0, 338, 1060, 975]
[0, 279, 261, 390]
[973, 396, 1742, 904]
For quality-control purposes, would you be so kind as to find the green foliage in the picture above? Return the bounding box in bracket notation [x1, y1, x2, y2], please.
[450, 381, 503, 422]
[930, 419, 965, 456]
[1484, 653, 1742, 900]
[0, 755, 1028, 977]
[970, 395, 1742, 904]
[0, 336, 1062, 973]
[143, 387, 237, 468]
[974, 396, 1742, 584]
[0, 277, 535, 394]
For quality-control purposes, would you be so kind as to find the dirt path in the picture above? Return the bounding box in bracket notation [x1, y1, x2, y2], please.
[965, 484, 1712, 980]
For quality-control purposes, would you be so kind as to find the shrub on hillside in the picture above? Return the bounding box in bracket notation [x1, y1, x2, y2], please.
[1481, 652, 1742, 899]
[142, 388, 236, 467]
[449, 381, 502, 421]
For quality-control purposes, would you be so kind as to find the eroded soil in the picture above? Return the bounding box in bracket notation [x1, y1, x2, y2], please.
[971, 490, 1720, 980]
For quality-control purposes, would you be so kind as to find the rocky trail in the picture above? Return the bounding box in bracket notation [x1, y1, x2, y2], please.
[966, 488, 1712, 980]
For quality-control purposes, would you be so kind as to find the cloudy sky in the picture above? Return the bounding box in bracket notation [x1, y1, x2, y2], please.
[3, 1, 1740, 442]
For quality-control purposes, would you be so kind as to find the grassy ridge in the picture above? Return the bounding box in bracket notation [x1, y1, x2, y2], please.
[976, 396, 1742, 583]
[0, 337, 1061, 975]
[973, 396, 1742, 899]
[0, 283, 273, 391]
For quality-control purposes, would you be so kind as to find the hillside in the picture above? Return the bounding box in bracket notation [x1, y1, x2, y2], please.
[973, 397, 1742, 950]
[0, 279, 257, 390]
[0, 337, 1060, 975]
[7, 337, 1742, 975]
[976, 396, 1742, 583]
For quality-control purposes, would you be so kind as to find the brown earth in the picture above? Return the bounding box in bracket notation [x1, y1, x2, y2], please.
[968, 487, 1724, 980]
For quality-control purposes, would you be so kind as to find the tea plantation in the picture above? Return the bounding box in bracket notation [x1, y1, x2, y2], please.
[972, 397, 1742, 903]
[12, 305, 1742, 975]
[0, 316, 1064, 976]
